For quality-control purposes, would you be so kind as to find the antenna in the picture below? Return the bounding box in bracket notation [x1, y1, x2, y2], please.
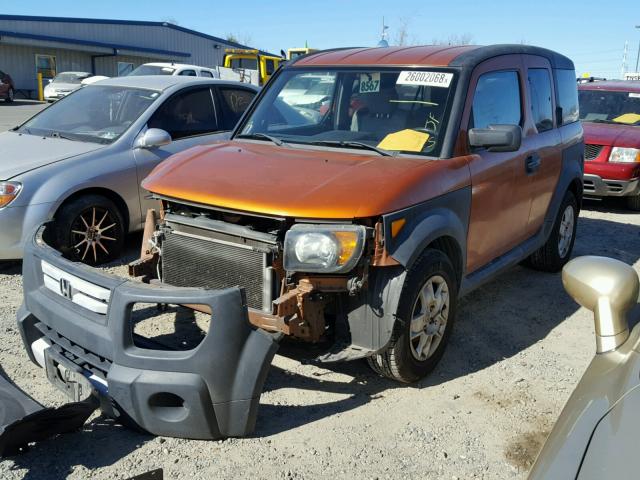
[377, 16, 390, 47]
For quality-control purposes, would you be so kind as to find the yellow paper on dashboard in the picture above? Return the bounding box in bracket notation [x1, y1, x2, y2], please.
[377, 129, 430, 152]
[612, 113, 640, 124]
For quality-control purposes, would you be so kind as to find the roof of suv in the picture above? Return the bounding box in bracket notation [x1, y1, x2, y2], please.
[578, 80, 640, 93]
[294, 44, 574, 69]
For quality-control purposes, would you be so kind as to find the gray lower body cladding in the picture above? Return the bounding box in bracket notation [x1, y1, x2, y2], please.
[17, 224, 279, 439]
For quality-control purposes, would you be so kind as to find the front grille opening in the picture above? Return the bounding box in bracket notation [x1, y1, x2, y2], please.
[131, 303, 211, 351]
[606, 182, 624, 193]
[585, 144, 604, 161]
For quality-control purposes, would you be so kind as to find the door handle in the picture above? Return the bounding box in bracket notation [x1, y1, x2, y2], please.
[525, 153, 541, 175]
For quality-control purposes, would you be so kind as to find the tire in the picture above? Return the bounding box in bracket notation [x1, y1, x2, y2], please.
[367, 249, 458, 383]
[524, 190, 578, 272]
[627, 194, 640, 211]
[54, 195, 125, 266]
[5, 88, 14, 103]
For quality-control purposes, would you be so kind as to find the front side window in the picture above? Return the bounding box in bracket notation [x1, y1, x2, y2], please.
[148, 88, 218, 140]
[217, 88, 256, 130]
[19, 86, 158, 143]
[472, 71, 521, 129]
[200, 70, 214, 78]
[240, 68, 457, 157]
[528, 69, 554, 132]
[579, 89, 640, 126]
[265, 59, 275, 75]
[35, 54, 56, 79]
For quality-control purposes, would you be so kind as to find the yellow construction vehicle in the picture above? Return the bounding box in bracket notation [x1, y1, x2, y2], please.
[287, 47, 319, 60]
[223, 49, 282, 85]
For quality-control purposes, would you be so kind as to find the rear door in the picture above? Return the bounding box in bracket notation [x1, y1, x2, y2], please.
[521, 55, 563, 236]
[463, 55, 536, 272]
[133, 86, 223, 222]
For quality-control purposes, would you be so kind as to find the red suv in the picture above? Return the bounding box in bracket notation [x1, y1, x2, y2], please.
[578, 80, 640, 210]
[0, 70, 15, 102]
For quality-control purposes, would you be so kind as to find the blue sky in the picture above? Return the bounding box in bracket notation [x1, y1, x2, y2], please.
[5, 0, 640, 77]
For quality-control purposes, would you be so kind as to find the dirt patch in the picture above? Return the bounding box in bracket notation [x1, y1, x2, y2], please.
[505, 429, 551, 471]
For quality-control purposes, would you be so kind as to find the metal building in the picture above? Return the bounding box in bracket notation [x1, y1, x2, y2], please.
[0, 14, 270, 97]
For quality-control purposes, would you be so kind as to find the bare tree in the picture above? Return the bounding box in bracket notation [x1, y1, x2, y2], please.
[226, 33, 254, 47]
[392, 17, 420, 46]
[431, 33, 474, 46]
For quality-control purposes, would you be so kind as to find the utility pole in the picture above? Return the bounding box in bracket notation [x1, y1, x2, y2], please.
[622, 41, 628, 78]
[635, 25, 640, 72]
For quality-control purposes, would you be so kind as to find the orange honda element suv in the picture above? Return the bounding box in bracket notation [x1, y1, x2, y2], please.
[19, 45, 583, 440]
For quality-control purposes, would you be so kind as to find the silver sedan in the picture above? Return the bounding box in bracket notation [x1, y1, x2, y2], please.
[0, 76, 258, 264]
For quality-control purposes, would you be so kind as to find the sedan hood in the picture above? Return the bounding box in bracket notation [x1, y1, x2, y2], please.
[583, 122, 640, 148]
[0, 132, 104, 179]
[142, 140, 456, 218]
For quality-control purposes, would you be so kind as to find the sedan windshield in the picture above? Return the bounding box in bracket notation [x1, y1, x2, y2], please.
[579, 89, 640, 125]
[239, 68, 457, 156]
[128, 65, 175, 76]
[52, 73, 90, 84]
[19, 85, 159, 143]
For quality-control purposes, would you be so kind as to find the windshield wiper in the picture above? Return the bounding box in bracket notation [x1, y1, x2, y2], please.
[309, 140, 396, 157]
[236, 133, 285, 146]
[49, 131, 76, 141]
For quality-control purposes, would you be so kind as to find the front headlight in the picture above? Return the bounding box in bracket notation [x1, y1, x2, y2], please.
[609, 147, 640, 163]
[0, 181, 22, 208]
[284, 224, 366, 273]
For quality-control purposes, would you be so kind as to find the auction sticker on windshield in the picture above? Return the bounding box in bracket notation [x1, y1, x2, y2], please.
[397, 71, 453, 88]
[360, 73, 380, 93]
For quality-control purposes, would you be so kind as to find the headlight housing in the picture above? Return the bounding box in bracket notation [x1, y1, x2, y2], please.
[0, 181, 22, 208]
[283, 224, 366, 273]
[609, 147, 640, 163]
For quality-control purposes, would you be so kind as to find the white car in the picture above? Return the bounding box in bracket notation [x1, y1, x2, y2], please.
[43, 72, 93, 102]
[128, 63, 220, 78]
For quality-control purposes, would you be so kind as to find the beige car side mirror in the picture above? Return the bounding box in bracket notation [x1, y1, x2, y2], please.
[563, 256, 639, 353]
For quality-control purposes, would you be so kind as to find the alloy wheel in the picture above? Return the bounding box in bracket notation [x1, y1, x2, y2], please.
[409, 275, 450, 361]
[558, 205, 575, 258]
[70, 207, 120, 263]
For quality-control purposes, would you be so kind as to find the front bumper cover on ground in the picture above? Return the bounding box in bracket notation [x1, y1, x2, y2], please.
[16, 224, 280, 440]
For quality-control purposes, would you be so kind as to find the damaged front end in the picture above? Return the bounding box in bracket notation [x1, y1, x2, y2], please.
[16, 223, 280, 441]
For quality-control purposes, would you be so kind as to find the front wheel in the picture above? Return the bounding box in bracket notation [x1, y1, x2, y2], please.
[367, 249, 458, 383]
[524, 190, 578, 272]
[54, 195, 126, 265]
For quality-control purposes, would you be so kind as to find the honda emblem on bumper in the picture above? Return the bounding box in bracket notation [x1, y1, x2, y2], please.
[59, 278, 72, 299]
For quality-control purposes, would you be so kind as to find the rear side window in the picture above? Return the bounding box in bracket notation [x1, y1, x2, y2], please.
[178, 70, 197, 77]
[472, 71, 521, 129]
[200, 70, 214, 78]
[555, 69, 579, 125]
[217, 87, 256, 130]
[528, 69, 554, 132]
[148, 87, 218, 140]
[265, 59, 275, 75]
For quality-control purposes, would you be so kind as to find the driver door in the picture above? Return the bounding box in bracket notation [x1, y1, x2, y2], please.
[133, 86, 228, 222]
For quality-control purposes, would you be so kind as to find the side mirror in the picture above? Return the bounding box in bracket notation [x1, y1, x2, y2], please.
[468, 124, 522, 152]
[136, 128, 172, 149]
[562, 256, 639, 353]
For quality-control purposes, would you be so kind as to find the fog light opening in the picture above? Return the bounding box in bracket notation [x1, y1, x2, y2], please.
[148, 392, 188, 422]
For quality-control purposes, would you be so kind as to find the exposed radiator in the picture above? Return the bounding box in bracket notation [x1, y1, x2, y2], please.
[162, 229, 272, 311]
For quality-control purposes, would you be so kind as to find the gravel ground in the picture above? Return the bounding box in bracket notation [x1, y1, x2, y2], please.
[0, 200, 638, 480]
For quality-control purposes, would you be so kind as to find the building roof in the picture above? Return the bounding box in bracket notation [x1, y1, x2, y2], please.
[92, 75, 258, 91]
[0, 29, 190, 58]
[295, 44, 574, 70]
[0, 14, 276, 57]
[578, 80, 640, 93]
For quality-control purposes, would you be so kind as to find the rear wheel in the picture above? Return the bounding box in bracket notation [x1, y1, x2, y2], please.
[5, 88, 14, 103]
[524, 190, 577, 272]
[627, 194, 640, 211]
[54, 195, 125, 265]
[367, 249, 457, 383]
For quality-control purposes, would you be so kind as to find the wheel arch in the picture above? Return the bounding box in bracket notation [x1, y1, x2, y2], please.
[54, 187, 130, 234]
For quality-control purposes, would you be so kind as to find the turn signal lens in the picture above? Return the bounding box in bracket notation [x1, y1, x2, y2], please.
[0, 181, 22, 208]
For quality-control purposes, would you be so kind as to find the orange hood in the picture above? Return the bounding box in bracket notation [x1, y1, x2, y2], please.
[142, 141, 470, 219]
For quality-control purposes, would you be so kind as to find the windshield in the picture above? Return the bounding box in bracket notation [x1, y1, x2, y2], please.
[128, 65, 175, 76]
[52, 73, 90, 84]
[19, 85, 159, 143]
[239, 68, 456, 156]
[579, 89, 640, 125]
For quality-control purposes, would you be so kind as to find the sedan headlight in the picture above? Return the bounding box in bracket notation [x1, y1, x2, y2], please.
[284, 224, 367, 273]
[0, 181, 22, 208]
[609, 147, 640, 163]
